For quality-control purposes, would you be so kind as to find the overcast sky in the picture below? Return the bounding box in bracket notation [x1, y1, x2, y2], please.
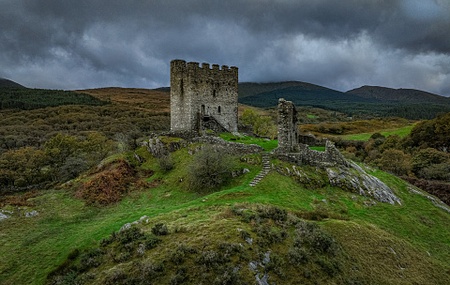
[1, 0, 449, 96]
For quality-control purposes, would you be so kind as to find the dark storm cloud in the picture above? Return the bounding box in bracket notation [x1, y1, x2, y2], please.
[1, 0, 449, 96]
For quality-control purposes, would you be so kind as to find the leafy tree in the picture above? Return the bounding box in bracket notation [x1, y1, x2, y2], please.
[408, 113, 450, 151]
[412, 148, 448, 172]
[240, 109, 277, 139]
[0, 146, 49, 188]
[412, 148, 450, 180]
[379, 135, 403, 152]
[375, 149, 412, 176]
[186, 146, 234, 192]
[418, 163, 450, 181]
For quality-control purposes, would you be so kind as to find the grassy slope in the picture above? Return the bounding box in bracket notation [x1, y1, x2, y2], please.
[340, 124, 415, 141]
[1, 145, 449, 284]
[301, 118, 416, 140]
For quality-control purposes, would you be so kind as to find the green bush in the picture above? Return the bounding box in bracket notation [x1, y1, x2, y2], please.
[418, 163, 450, 180]
[151, 223, 169, 236]
[158, 154, 174, 172]
[196, 250, 227, 269]
[288, 246, 310, 265]
[186, 146, 234, 192]
[256, 205, 288, 222]
[170, 268, 188, 285]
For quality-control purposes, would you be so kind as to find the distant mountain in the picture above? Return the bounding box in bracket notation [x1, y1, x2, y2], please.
[238, 81, 322, 98]
[238, 81, 375, 107]
[238, 81, 450, 119]
[0, 78, 25, 88]
[346, 85, 450, 104]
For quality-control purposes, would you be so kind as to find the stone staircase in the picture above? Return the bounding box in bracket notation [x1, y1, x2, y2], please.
[249, 153, 271, 187]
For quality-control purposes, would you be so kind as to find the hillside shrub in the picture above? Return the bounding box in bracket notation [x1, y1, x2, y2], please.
[412, 148, 450, 174]
[186, 145, 234, 192]
[418, 163, 450, 181]
[408, 112, 450, 150]
[158, 154, 174, 172]
[375, 149, 412, 176]
[151, 223, 169, 236]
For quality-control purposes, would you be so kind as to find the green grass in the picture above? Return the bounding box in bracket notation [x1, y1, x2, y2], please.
[309, 146, 325, 151]
[341, 125, 415, 141]
[1, 144, 449, 284]
[219, 132, 278, 151]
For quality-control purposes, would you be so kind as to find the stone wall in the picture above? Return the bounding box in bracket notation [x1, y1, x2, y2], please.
[276, 140, 349, 167]
[191, 136, 263, 155]
[170, 59, 238, 133]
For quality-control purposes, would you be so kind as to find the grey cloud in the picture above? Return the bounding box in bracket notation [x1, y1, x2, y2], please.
[0, 0, 449, 95]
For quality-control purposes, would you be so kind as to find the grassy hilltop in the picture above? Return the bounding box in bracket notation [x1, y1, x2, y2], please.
[1, 141, 449, 284]
[0, 86, 449, 284]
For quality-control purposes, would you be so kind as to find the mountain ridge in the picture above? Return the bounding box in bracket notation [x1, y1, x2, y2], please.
[346, 85, 450, 103]
[0, 78, 25, 88]
[237, 81, 450, 119]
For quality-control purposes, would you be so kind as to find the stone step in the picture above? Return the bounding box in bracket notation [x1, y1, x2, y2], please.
[249, 153, 272, 187]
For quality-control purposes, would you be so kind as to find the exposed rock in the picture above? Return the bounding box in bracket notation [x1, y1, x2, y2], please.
[120, 223, 132, 232]
[137, 243, 146, 255]
[0, 212, 10, 221]
[326, 162, 401, 205]
[262, 251, 271, 265]
[249, 261, 258, 272]
[146, 135, 169, 158]
[408, 186, 450, 213]
[255, 273, 270, 285]
[25, 210, 39, 217]
[275, 157, 401, 204]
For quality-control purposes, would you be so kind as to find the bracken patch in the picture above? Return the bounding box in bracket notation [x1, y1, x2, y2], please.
[76, 159, 136, 205]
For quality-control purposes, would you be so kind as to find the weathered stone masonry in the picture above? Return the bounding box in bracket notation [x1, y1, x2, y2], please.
[170, 59, 238, 133]
[275, 98, 347, 166]
[277, 98, 299, 152]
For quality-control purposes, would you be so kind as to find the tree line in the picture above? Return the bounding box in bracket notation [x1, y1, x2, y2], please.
[0, 87, 107, 110]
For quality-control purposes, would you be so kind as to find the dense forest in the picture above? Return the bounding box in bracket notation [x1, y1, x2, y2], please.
[0, 87, 108, 110]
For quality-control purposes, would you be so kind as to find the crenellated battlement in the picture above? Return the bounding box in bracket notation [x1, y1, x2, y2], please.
[172, 59, 238, 72]
[170, 59, 238, 133]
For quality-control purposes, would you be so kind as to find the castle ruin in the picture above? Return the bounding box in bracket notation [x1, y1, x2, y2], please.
[170, 59, 238, 134]
[275, 97, 348, 166]
[277, 98, 299, 152]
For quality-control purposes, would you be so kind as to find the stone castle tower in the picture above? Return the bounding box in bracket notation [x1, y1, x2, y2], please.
[170, 59, 238, 133]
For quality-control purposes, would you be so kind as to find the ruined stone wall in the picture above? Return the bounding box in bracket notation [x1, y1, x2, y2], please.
[170, 59, 238, 133]
[276, 140, 349, 167]
[277, 98, 298, 152]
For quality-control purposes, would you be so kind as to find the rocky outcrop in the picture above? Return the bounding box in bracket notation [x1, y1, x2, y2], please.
[146, 136, 169, 158]
[326, 162, 401, 205]
[0, 212, 10, 221]
[275, 143, 401, 204]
